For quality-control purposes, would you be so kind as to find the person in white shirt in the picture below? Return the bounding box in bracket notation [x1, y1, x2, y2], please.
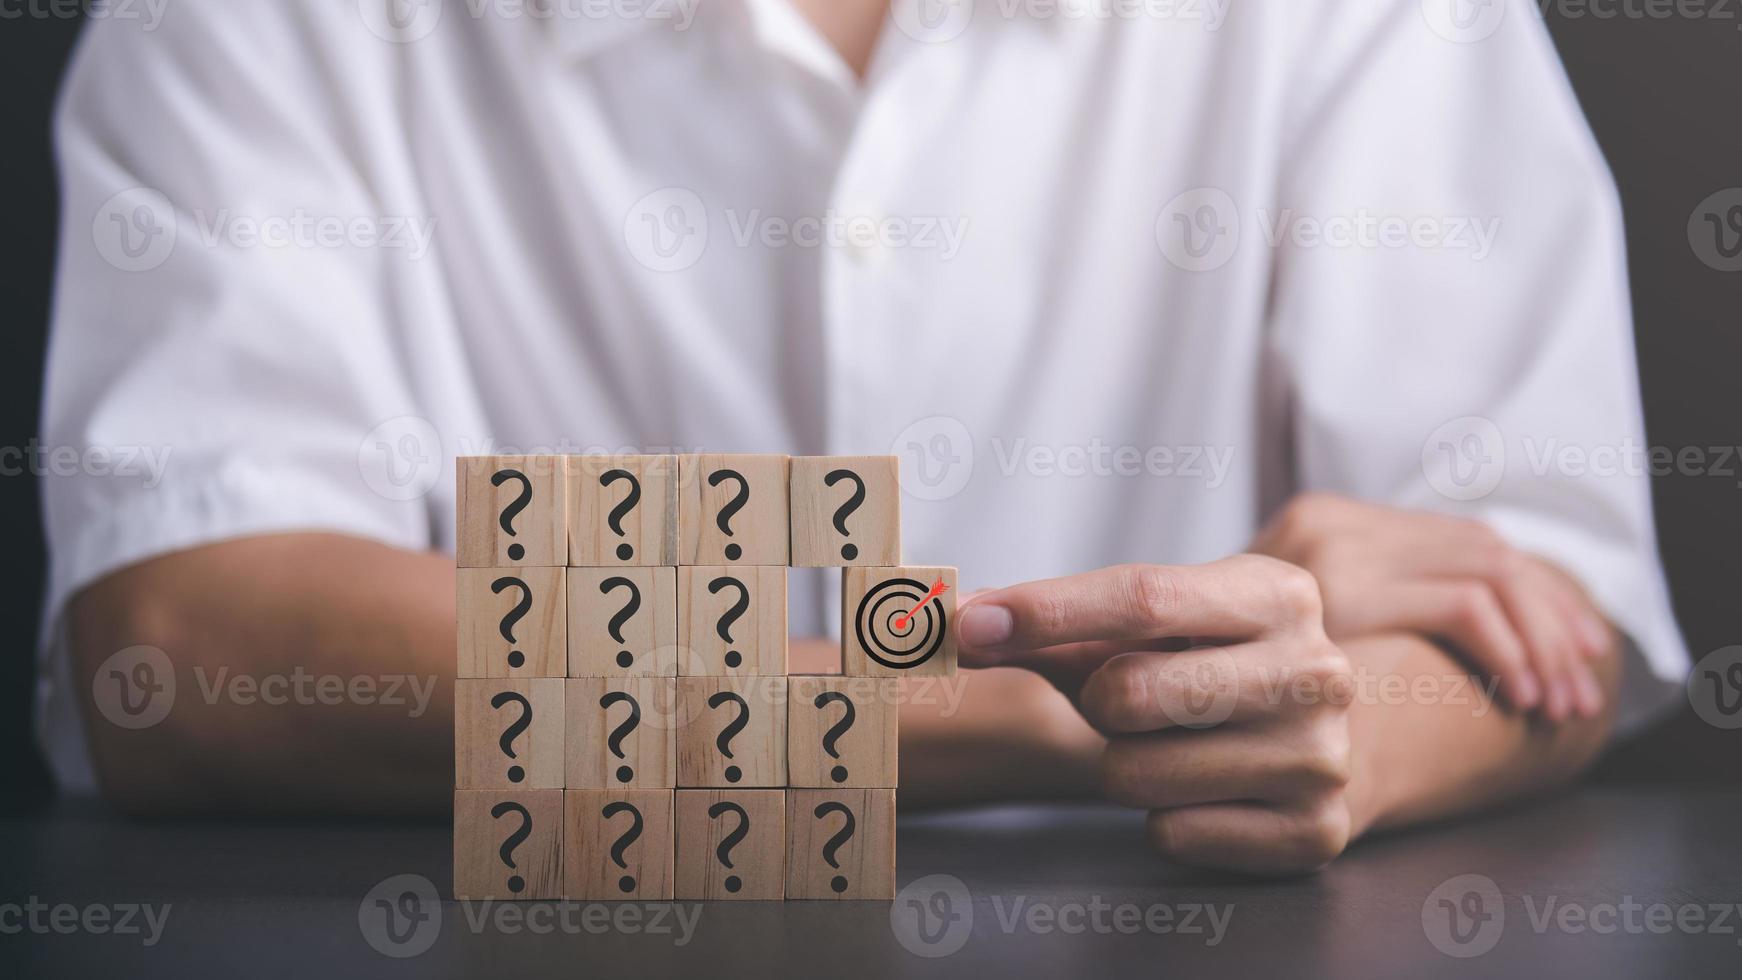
[40, 0, 1687, 873]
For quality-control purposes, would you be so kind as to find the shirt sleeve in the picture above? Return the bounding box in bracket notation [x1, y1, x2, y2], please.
[42, 1, 438, 632]
[1267, 0, 1688, 735]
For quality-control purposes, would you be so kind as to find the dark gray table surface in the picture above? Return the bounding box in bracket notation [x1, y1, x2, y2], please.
[4, 786, 1740, 978]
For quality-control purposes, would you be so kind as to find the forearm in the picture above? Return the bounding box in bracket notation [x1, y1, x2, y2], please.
[68, 533, 455, 816]
[1345, 629, 1621, 837]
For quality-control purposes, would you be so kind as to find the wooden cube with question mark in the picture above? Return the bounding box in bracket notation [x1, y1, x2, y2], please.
[567, 454, 679, 567]
[457, 566, 568, 678]
[564, 789, 675, 901]
[677, 454, 790, 566]
[842, 566, 958, 678]
[785, 788, 895, 900]
[675, 676, 788, 787]
[788, 455, 900, 567]
[786, 676, 898, 788]
[455, 678, 566, 790]
[674, 789, 786, 900]
[564, 677, 677, 789]
[566, 566, 678, 676]
[453, 789, 564, 900]
[457, 456, 567, 567]
[676, 565, 788, 676]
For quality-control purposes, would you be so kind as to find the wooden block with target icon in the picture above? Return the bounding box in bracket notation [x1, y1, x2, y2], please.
[676, 565, 788, 676]
[786, 676, 898, 788]
[567, 566, 678, 676]
[458, 566, 568, 678]
[675, 676, 788, 787]
[842, 566, 957, 678]
[677, 454, 790, 566]
[564, 677, 677, 789]
[564, 789, 675, 900]
[789, 455, 900, 567]
[567, 454, 679, 567]
[457, 455, 567, 567]
[785, 788, 895, 900]
[453, 789, 564, 900]
[674, 789, 785, 900]
[455, 679, 566, 790]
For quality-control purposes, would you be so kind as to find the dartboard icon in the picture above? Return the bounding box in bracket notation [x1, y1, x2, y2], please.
[854, 577, 948, 671]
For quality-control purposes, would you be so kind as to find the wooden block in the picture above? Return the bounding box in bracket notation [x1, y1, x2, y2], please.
[675, 676, 788, 787]
[842, 566, 958, 677]
[786, 677, 898, 788]
[789, 455, 900, 567]
[677, 454, 790, 566]
[567, 566, 678, 677]
[564, 677, 677, 789]
[676, 566, 788, 676]
[563, 789, 674, 900]
[457, 456, 566, 567]
[455, 679, 566, 790]
[453, 789, 563, 900]
[458, 567, 567, 678]
[785, 789, 895, 900]
[567, 454, 679, 567]
[674, 789, 785, 900]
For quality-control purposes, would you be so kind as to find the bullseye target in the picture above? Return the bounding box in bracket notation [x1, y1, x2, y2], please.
[853, 578, 946, 671]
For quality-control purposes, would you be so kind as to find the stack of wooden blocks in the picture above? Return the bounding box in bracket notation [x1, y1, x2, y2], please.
[453, 453, 957, 901]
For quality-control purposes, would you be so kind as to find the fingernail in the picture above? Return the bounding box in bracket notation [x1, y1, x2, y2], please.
[1514, 672, 1541, 710]
[958, 603, 1014, 650]
[1547, 678, 1571, 722]
[1576, 669, 1605, 717]
[1577, 615, 1610, 657]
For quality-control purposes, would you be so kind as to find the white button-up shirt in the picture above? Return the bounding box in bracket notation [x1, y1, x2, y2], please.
[40, 0, 1687, 788]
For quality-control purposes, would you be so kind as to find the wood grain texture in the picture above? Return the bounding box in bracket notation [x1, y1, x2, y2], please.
[563, 789, 674, 900]
[564, 677, 677, 790]
[786, 676, 898, 788]
[453, 789, 564, 900]
[674, 789, 785, 900]
[457, 455, 566, 567]
[458, 566, 567, 678]
[567, 566, 678, 677]
[675, 676, 788, 788]
[789, 455, 900, 567]
[842, 566, 958, 678]
[676, 565, 788, 676]
[454, 678, 566, 790]
[567, 454, 679, 567]
[785, 789, 895, 900]
[677, 454, 790, 566]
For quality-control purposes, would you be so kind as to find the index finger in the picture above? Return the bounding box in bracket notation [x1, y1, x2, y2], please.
[957, 556, 1320, 665]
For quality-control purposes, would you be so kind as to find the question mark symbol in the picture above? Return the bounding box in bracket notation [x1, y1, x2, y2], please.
[707, 576, 750, 670]
[491, 469, 534, 562]
[601, 801, 644, 893]
[707, 801, 750, 894]
[599, 576, 642, 669]
[813, 801, 857, 894]
[823, 469, 866, 561]
[813, 691, 857, 784]
[490, 576, 532, 670]
[599, 469, 642, 561]
[490, 691, 533, 784]
[490, 801, 532, 894]
[706, 691, 751, 783]
[598, 691, 641, 783]
[707, 469, 750, 561]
